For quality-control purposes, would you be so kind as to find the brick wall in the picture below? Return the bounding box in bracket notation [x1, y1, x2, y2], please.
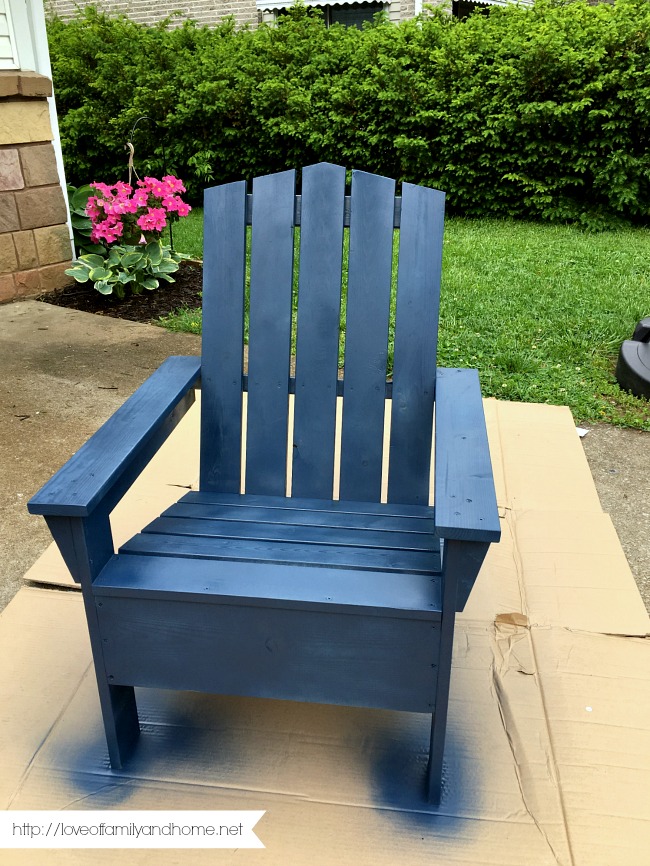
[0, 71, 72, 304]
[45, 0, 259, 29]
[44, 0, 424, 28]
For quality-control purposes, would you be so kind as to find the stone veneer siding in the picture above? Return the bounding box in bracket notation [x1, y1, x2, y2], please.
[0, 71, 72, 304]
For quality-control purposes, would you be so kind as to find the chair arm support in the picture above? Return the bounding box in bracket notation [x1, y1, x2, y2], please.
[28, 356, 201, 518]
[434, 368, 501, 543]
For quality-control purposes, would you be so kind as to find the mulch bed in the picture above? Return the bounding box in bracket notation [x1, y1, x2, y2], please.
[38, 262, 204, 325]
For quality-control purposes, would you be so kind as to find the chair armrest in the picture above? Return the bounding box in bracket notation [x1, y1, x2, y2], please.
[434, 368, 501, 543]
[28, 356, 201, 518]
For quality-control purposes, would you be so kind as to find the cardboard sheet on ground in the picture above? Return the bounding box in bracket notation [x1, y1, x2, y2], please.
[5, 398, 650, 865]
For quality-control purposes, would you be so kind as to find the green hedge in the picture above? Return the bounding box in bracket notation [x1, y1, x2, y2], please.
[47, 0, 650, 227]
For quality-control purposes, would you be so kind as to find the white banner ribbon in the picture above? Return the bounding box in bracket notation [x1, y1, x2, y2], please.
[0, 811, 265, 849]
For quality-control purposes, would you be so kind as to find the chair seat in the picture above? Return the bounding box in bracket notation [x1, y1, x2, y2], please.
[94, 492, 442, 619]
[93, 492, 443, 711]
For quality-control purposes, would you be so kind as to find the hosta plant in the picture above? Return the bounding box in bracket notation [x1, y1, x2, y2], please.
[65, 240, 189, 298]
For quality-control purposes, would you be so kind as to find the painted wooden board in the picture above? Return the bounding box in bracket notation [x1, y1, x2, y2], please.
[94, 553, 442, 618]
[434, 368, 501, 542]
[245, 169, 296, 496]
[181, 491, 435, 520]
[388, 183, 445, 506]
[339, 170, 396, 502]
[161, 498, 436, 534]
[245, 192, 403, 227]
[28, 356, 200, 517]
[120, 531, 441, 575]
[95, 596, 440, 712]
[142, 515, 439, 555]
[200, 180, 247, 493]
[292, 163, 346, 499]
[243, 374, 392, 398]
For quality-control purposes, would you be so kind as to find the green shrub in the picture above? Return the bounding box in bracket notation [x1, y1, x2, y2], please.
[47, 0, 650, 226]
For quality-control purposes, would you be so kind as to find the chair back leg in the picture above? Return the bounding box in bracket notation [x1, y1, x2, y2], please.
[426, 539, 462, 804]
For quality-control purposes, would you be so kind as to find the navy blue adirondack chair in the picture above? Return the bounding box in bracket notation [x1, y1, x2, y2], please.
[28, 164, 500, 805]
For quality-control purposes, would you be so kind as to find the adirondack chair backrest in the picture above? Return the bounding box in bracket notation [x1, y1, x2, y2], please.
[199, 163, 445, 505]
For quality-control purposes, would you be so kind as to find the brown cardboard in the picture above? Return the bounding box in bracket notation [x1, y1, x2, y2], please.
[533, 627, 650, 866]
[483, 399, 603, 513]
[5, 398, 650, 865]
[462, 508, 649, 635]
[2, 589, 572, 865]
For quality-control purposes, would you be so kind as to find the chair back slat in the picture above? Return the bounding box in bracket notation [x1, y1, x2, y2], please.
[388, 183, 445, 505]
[291, 163, 346, 499]
[199, 165, 445, 505]
[339, 170, 396, 502]
[245, 169, 296, 496]
[200, 180, 247, 493]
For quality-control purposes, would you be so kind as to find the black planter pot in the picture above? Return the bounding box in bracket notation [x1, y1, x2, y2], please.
[616, 317, 650, 399]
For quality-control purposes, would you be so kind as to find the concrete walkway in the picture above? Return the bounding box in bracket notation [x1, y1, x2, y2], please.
[1, 300, 648, 613]
[0, 300, 200, 611]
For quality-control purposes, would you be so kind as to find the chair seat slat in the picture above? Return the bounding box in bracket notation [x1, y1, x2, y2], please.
[180, 490, 435, 520]
[164, 500, 435, 533]
[94, 555, 442, 619]
[143, 515, 439, 555]
[121, 531, 441, 575]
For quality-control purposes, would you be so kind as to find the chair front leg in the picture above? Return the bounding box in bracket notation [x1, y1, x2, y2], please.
[45, 512, 140, 767]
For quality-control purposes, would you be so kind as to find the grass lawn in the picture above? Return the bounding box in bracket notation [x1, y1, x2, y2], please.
[166, 209, 650, 430]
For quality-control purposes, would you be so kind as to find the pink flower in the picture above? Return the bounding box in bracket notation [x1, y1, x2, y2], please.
[114, 181, 132, 197]
[132, 188, 149, 208]
[160, 194, 192, 215]
[91, 216, 123, 244]
[90, 181, 113, 198]
[142, 176, 167, 198]
[103, 198, 128, 216]
[85, 196, 102, 220]
[104, 194, 138, 215]
[86, 176, 189, 247]
[137, 207, 167, 233]
[161, 195, 179, 212]
[162, 175, 186, 194]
